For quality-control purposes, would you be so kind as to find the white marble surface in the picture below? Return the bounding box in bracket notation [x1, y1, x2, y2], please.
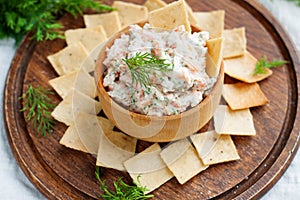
[0, 0, 299, 199]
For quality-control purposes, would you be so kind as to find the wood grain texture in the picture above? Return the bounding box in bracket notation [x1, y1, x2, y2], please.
[3, 0, 300, 199]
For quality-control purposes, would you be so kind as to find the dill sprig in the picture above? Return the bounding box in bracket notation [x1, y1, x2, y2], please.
[19, 85, 56, 137]
[254, 55, 288, 75]
[123, 52, 172, 88]
[95, 167, 154, 200]
[0, 0, 115, 43]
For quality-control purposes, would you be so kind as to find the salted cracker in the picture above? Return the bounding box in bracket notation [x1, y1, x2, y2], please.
[97, 131, 137, 171]
[224, 51, 272, 83]
[160, 138, 208, 184]
[194, 10, 225, 38]
[65, 26, 107, 52]
[184, 1, 198, 26]
[59, 112, 114, 154]
[144, 0, 166, 11]
[214, 105, 256, 136]
[190, 131, 240, 165]
[83, 12, 122, 37]
[223, 27, 246, 58]
[124, 143, 174, 193]
[222, 82, 269, 110]
[60, 125, 88, 152]
[47, 42, 89, 75]
[49, 68, 96, 99]
[51, 89, 102, 126]
[206, 37, 223, 77]
[148, 0, 191, 32]
[112, 1, 148, 28]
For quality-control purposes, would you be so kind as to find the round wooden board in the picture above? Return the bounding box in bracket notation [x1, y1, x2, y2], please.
[4, 0, 300, 199]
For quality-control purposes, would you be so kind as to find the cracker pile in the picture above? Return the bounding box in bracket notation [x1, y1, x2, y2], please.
[47, 0, 274, 194]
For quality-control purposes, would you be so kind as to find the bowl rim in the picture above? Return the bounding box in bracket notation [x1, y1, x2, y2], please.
[95, 22, 224, 121]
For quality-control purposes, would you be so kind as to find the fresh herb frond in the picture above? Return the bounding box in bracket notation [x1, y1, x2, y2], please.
[0, 0, 115, 43]
[31, 13, 65, 42]
[97, 4, 117, 12]
[254, 55, 288, 75]
[52, 0, 116, 16]
[95, 166, 154, 200]
[123, 52, 172, 88]
[19, 85, 56, 136]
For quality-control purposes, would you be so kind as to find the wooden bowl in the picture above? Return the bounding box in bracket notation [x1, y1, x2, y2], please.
[95, 23, 224, 142]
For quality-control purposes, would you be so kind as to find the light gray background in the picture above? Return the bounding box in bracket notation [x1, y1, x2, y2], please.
[0, 0, 299, 199]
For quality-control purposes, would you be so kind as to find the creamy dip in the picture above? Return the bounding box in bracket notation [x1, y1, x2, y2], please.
[103, 24, 216, 116]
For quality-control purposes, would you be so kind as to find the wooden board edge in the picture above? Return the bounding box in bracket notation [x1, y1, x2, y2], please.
[3, 34, 95, 200]
[3, 0, 300, 199]
[219, 0, 300, 199]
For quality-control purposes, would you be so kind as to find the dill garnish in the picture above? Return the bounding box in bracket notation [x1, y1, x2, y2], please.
[19, 85, 56, 136]
[123, 52, 173, 88]
[254, 55, 288, 75]
[95, 166, 154, 200]
[0, 0, 115, 43]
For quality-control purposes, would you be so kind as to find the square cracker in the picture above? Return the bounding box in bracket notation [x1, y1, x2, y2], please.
[144, 0, 166, 11]
[49, 71, 76, 99]
[112, 1, 148, 28]
[124, 143, 174, 193]
[206, 37, 223, 77]
[87, 41, 107, 65]
[214, 105, 256, 136]
[223, 27, 246, 59]
[59, 112, 114, 154]
[194, 10, 225, 38]
[51, 89, 102, 126]
[148, 0, 191, 32]
[65, 26, 107, 52]
[83, 12, 122, 37]
[145, 0, 197, 26]
[97, 131, 137, 171]
[190, 131, 240, 165]
[49, 68, 96, 99]
[222, 82, 269, 110]
[47, 42, 90, 76]
[60, 125, 87, 152]
[184, 1, 198, 26]
[224, 51, 272, 83]
[160, 138, 208, 184]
